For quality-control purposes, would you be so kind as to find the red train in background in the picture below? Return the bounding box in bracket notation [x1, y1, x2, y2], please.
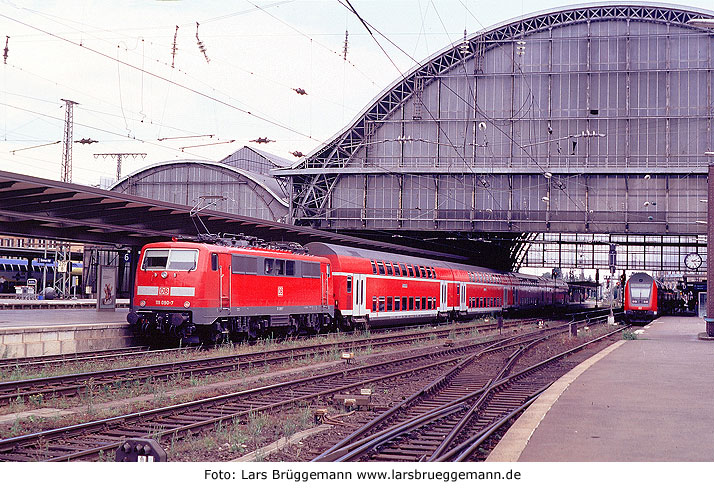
[624, 272, 677, 323]
[127, 237, 569, 344]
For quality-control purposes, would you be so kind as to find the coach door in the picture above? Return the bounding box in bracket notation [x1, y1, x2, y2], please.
[352, 274, 367, 316]
[459, 282, 467, 312]
[439, 281, 448, 313]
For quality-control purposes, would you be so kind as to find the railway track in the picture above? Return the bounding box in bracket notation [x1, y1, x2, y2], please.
[0, 346, 192, 373]
[313, 324, 625, 462]
[0, 323, 570, 461]
[0, 318, 533, 406]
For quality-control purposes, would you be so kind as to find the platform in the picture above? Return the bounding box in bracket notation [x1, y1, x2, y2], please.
[0, 308, 132, 359]
[489, 315, 714, 462]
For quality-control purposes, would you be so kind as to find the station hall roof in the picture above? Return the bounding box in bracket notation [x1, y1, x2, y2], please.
[0, 170, 466, 260]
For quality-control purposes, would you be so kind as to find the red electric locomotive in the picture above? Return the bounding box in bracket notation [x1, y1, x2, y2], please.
[127, 237, 569, 345]
[624, 272, 677, 324]
[128, 239, 333, 344]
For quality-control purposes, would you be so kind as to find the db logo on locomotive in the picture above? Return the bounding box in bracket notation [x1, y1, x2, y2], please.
[158, 287, 170, 296]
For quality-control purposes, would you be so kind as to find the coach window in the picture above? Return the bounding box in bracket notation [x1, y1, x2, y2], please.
[402, 296, 407, 310]
[379, 297, 385, 312]
[409, 297, 414, 310]
[393, 263, 401, 276]
[286, 260, 295, 276]
[407, 265, 414, 277]
[415, 297, 421, 310]
[377, 262, 386, 275]
[387, 296, 393, 311]
[211, 253, 218, 271]
[370, 260, 377, 274]
[400, 264, 408, 276]
[394, 297, 400, 311]
[427, 298, 432, 310]
[426, 268, 432, 279]
[347, 276, 352, 293]
[372, 297, 377, 312]
[420, 266, 426, 277]
[421, 296, 426, 309]
[386, 263, 393, 275]
[414, 266, 421, 278]
[456, 284, 460, 296]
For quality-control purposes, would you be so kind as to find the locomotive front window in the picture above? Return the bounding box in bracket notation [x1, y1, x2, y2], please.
[142, 249, 198, 271]
[142, 249, 168, 270]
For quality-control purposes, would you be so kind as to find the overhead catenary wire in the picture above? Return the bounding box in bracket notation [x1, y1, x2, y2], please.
[0, 12, 321, 144]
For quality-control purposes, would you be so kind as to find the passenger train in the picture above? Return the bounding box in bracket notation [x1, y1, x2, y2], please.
[624, 272, 677, 323]
[127, 238, 569, 344]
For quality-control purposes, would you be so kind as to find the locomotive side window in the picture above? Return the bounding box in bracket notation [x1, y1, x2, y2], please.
[211, 253, 219, 271]
[301, 261, 321, 278]
[286, 261, 295, 276]
[275, 259, 285, 276]
[232, 255, 258, 274]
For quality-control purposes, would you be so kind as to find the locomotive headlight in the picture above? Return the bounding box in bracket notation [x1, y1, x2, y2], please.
[184, 301, 191, 308]
[139, 300, 146, 307]
[161, 271, 168, 279]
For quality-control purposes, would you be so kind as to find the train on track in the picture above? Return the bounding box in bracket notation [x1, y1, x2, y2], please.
[624, 272, 678, 323]
[127, 236, 570, 345]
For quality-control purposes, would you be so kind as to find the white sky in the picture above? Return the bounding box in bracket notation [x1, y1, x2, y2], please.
[1, 0, 713, 186]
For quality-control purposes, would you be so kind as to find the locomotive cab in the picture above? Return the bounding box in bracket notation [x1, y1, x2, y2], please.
[129, 244, 208, 344]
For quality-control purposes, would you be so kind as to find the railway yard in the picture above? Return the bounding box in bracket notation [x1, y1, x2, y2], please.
[0, 310, 625, 462]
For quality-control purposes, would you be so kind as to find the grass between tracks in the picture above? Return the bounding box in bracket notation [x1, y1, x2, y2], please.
[0, 316, 529, 449]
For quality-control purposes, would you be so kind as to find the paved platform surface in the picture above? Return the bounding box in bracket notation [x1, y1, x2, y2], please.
[489, 316, 714, 461]
[0, 307, 129, 330]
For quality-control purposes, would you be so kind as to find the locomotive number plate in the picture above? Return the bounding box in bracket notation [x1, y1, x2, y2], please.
[156, 300, 174, 306]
